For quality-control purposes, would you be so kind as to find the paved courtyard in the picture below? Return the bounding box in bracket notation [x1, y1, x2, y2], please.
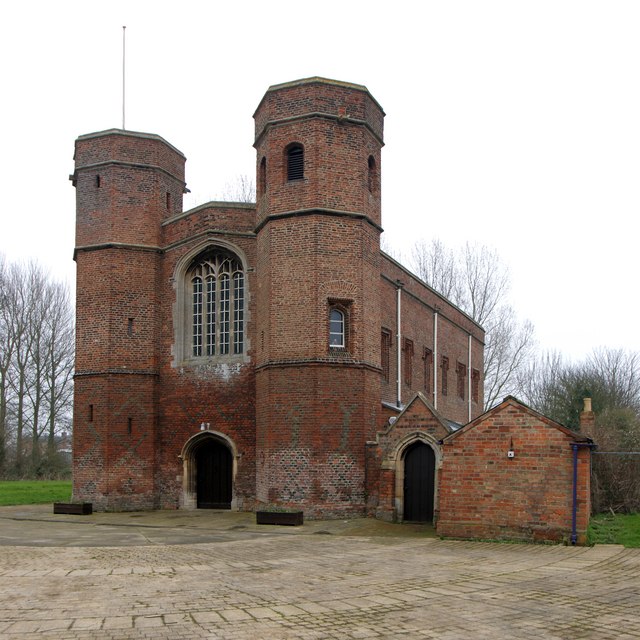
[0, 506, 638, 639]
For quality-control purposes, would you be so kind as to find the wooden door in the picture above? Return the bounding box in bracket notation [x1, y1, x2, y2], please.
[403, 442, 435, 522]
[196, 440, 232, 509]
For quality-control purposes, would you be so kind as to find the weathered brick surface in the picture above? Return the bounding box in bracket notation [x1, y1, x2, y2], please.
[253, 78, 383, 516]
[367, 394, 451, 521]
[436, 397, 593, 543]
[380, 255, 484, 425]
[75, 78, 587, 530]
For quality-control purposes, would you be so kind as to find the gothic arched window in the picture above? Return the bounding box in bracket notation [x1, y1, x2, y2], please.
[188, 250, 244, 357]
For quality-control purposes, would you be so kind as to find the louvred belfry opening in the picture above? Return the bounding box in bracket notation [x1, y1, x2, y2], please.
[287, 144, 304, 181]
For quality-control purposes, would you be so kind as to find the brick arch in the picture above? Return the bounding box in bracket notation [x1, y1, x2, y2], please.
[318, 279, 358, 300]
[387, 432, 442, 523]
[180, 430, 239, 509]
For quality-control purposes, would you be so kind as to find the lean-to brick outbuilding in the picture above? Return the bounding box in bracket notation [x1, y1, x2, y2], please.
[437, 396, 594, 543]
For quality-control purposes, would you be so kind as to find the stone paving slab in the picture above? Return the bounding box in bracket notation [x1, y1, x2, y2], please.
[0, 506, 638, 638]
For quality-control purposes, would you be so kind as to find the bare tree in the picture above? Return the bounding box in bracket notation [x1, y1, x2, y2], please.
[410, 239, 535, 410]
[219, 175, 256, 203]
[520, 347, 640, 430]
[43, 282, 74, 459]
[0, 256, 13, 473]
[0, 257, 74, 478]
[411, 239, 461, 302]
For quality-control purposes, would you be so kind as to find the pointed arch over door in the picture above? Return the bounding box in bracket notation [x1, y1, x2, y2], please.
[403, 441, 436, 522]
[181, 431, 238, 510]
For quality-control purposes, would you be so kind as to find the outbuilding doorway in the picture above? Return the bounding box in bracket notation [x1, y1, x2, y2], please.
[195, 438, 232, 509]
[403, 441, 435, 522]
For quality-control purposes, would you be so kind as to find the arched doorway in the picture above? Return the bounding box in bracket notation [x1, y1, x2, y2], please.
[403, 441, 436, 522]
[195, 438, 232, 509]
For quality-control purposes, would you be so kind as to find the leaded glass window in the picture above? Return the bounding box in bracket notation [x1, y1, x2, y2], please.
[188, 251, 244, 358]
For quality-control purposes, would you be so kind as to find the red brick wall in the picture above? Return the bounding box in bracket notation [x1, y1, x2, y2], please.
[437, 398, 592, 543]
[380, 254, 484, 424]
[72, 80, 489, 518]
[367, 395, 450, 521]
[256, 365, 379, 517]
[73, 131, 185, 510]
[156, 203, 258, 510]
[253, 78, 383, 516]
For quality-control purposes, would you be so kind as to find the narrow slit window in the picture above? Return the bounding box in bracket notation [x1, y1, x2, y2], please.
[423, 348, 433, 394]
[441, 356, 449, 396]
[456, 362, 466, 400]
[127, 418, 132, 434]
[259, 156, 267, 194]
[96, 175, 101, 188]
[367, 155, 377, 193]
[472, 369, 480, 403]
[89, 404, 94, 422]
[287, 144, 304, 181]
[403, 339, 414, 386]
[381, 329, 391, 382]
[127, 318, 134, 337]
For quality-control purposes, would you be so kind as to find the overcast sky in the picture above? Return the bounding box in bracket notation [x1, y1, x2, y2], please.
[1, 1, 639, 361]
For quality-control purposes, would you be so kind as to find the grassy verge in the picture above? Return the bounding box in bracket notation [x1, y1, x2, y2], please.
[588, 512, 640, 548]
[0, 480, 72, 506]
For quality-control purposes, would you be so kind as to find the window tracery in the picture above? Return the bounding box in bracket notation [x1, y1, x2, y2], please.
[188, 251, 245, 358]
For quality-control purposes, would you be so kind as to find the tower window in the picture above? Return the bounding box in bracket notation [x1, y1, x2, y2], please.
[329, 308, 345, 348]
[287, 144, 304, 181]
[367, 155, 377, 193]
[188, 250, 245, 358]
[259, 156, 267, 195]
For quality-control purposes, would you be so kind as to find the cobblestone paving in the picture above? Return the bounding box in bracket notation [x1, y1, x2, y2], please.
[1, 532, 639, 639]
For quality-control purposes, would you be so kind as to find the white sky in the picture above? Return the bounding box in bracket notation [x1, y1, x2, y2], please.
[1, 0, 639, 361]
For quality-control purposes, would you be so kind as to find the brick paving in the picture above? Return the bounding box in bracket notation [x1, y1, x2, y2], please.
[0, 508, 638, 638]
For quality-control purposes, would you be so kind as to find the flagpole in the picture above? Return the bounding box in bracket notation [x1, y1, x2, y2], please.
[122, 26, 126, 130]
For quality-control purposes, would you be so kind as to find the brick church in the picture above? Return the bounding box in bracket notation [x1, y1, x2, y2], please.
[71, 77, 593, 542]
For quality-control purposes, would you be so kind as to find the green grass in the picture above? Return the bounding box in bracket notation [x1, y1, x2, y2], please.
[588, 513, 640, 548]
[0, 480, 72, 506]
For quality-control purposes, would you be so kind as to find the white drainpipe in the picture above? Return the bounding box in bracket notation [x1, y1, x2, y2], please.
[468, 333, 472, 422]
[396, 282, 403, 408]
[433, 310, 438, 410]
